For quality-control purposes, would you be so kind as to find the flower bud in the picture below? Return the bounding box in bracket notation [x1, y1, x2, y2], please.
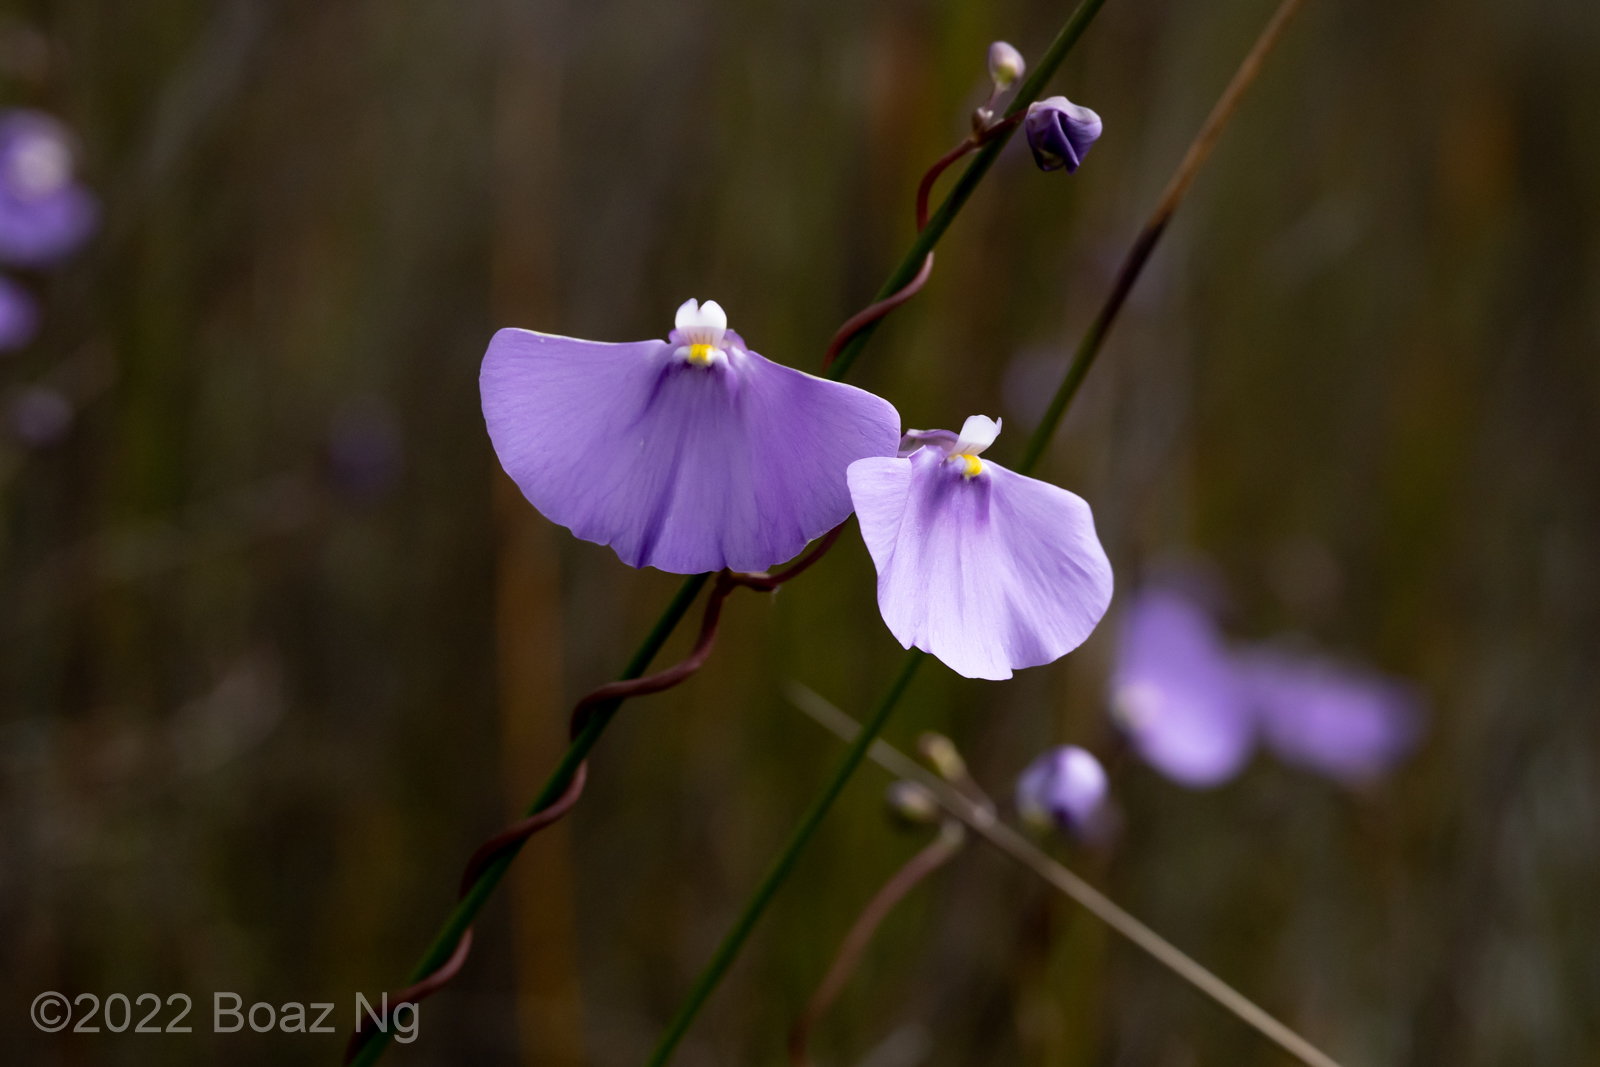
[1015, 745, 1107, 834]
[884, 780, 942, 826]
[917, 732, 967, 783]
[987, 41, 1025, 90]
[1023, 96, 1102, 173]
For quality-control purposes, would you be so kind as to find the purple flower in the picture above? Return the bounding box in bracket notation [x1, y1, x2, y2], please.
[481, 298, 903, 574]
[0, 273, 38, 351]
[1023, 97, 1102, 174]
[847, 415, 1113, 680]
[0, 109, 97, 267]
[1110, 587, 1253, 788]
[1238, 649, 1422, 785]
[1016, 745, 1107, 833]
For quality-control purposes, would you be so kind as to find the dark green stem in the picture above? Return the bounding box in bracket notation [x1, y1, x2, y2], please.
[644, 652, 925, 1067]
[350, 572, 709, 1067]
[825, 0, 1110, 382]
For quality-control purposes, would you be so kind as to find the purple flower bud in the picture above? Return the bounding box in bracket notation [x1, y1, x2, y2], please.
[0, 109, 97, 267]
[1237, 649, 1423, 786]
[987, 41, 1025, 90]
[1015, 745, 1107, 833]
[1023, 96, 1102, 173]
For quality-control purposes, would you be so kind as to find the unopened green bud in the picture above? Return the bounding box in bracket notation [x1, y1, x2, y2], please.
[918, 732, 968, 782]
[885, 780, 942, 826]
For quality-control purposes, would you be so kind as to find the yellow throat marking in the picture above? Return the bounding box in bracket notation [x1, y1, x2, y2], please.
[959, 453, 983, 477]
[688, 343, 717, 365]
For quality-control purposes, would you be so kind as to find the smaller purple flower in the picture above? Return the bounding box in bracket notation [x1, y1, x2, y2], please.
[1239, 649, 1423, 786]
[0, 109, 97, 267]
[1016, 745, 1107, 834]
[1023, 97, 1102, 174]
[0, 273, 38, 351]
[1110, 587, 1253, 788]
[482, 299, 903, 574]
[847, 416, 1113, 680]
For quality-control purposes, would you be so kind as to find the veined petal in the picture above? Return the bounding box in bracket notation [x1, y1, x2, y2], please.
[1110, 589, 1253, 787]
[482, 328, 902, 573]
[849, 447, 1112, 680]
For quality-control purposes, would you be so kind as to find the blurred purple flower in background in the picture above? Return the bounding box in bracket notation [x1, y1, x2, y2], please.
[481, 298, 902, 573]
[1239, 649, 1422, 785]
[0, 108, 97, 267]
[1024, 96, 1102, 173]
[0, 272, 37, 351]
[1016, 745, 1107, 835]
[1110, 578, 1425, 789]
[1110, 587, 1254, 787]
[848, 415, 1113, 680]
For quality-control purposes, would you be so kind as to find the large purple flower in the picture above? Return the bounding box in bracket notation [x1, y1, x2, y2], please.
[0, 109, 97, 268]
[847, 416, 1112, 680]
[1110, 587, 1253, 788]
[482, 298, 903, 574]
[1239, 649, 1422, 785]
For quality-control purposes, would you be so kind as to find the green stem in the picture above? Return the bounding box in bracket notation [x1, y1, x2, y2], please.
[350, 572, 709, 1067]
[644, 652, 925, 1067]
[824, 0, 1110, 382]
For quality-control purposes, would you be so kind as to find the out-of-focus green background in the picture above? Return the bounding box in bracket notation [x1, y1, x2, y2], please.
[4, 0, 1597, 1064]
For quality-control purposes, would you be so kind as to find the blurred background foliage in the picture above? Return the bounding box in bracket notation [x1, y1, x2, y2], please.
[3, 0, 1598, 1064]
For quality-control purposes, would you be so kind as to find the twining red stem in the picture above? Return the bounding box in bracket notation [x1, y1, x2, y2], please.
[787, 823, 966, 1067]
[343, 763, 590, 1064]
[915, 141, 976, 232]
[823, 114, 1023, 375]
[821, 253, 935, 372]
[567, 522, 848, 739]
[460, 761, 591, 894]
[348, 524, 849, 1061]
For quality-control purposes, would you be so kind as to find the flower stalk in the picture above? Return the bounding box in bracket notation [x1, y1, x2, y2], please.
[787, 820, 966, 1067]
[789, 684, 1347, 1067]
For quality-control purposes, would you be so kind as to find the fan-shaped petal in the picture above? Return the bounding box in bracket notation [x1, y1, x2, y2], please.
[482, 329, 902, 573]
[849, 447, 1112, 680]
